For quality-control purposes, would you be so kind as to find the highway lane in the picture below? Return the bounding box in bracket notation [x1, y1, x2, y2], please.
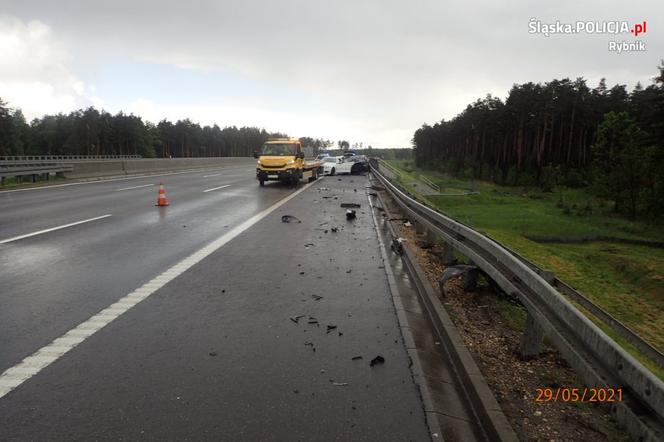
[0, 173, 430, 440]
[0, 164, 299, 373]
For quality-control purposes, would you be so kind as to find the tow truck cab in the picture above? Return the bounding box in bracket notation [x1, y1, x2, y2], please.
[254, 138, 322, 186]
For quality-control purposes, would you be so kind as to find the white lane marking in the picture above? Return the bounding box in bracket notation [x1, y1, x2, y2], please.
[203, 184, 231, 193]
[115, 183, 154, 191]
[0, 165, 251, 194]
[0, 214, 112, 245]
[203, 173, 220, 178]
[0, 178, 320, 399]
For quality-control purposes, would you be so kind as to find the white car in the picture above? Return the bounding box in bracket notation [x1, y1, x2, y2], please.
[321, 156, 343, 175]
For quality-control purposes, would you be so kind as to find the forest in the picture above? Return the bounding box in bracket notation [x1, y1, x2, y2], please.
[412, 64, 664, 218]
[0, 102, 331, 159]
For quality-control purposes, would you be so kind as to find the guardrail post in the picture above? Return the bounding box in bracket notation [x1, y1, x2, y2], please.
[440, 242, 456, 265]
[519, 313, 544, 360]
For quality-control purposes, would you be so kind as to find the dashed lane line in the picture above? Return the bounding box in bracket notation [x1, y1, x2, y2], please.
[0, 214, 112, 245]
[203, 184, 231, 193]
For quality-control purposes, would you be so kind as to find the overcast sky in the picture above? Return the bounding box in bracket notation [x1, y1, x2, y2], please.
[0, 1, 661, 148]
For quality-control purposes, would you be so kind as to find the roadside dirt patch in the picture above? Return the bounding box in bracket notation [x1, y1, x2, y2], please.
[376, 187, 628, 442]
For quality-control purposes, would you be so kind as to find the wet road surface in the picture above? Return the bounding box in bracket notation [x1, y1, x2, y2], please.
[0, 171, 430, 440]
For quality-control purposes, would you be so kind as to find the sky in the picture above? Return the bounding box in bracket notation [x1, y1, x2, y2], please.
[0, 0, 661, 148]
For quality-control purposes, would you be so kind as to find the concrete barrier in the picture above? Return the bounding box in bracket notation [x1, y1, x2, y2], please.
[64, 157, 255, 179]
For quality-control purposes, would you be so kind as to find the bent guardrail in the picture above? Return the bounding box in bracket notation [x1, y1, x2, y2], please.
[371, 164, 664, 442]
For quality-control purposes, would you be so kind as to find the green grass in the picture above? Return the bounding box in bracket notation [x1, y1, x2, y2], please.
[386, 160, 664, 375]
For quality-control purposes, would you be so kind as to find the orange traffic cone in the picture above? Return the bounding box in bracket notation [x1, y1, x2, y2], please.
[155, 181, 170, 206]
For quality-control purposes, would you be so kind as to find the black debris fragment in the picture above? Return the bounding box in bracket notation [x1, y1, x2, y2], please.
[312, 294, 323, 301]
[346, 210, 356, 220]
[369, 355, 385, 367]
[209, 352, 217, 357]
[331, 227, 338, 233]
[304, 243, 315, 248]
[299, 271, 305, 275]
[340, 203, 361, 208]
[352, 356, 363, 361]
[391, 237, 405, 255]
[308, 317, 319, 324]
[326, 325, 337, 334]
[281, 215, 301, 223]
[290, 315, 305, 324]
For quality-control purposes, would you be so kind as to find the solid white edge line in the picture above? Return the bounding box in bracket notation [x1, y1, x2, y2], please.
[0, 177, 322, 399]
[115, 183, 154, 191]
[0, 214, 113, 245]
[202, 184, 231, 193]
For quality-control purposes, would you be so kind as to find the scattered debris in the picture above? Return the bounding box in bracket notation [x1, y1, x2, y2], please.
[403, 221, 413, 227]
[312, 294, 324, 301]
[281, 215, 301, 223]
[308, 317, 319, 324]
[304, 243, 315, 248]
[299, 271, 305, 275]
[352, 356, 363, 361]
[369, 355, 385, 367]
[345, 269, 352, 273]
[326, 325, 337, 334]
[331, 227, 338, 233]
[330, 381, 349, 387]
[340, 203, 361, 208]
[304, 342, 314, 347]
[346, 210, 357, 220]
[209, 352, 217, 357]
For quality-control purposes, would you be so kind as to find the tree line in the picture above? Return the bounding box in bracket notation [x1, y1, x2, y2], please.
[0, 102, 335, 159]
[412, 64, 664, 218]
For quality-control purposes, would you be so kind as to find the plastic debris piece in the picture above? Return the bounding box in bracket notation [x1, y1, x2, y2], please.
[370, 355, 385, 367]
[404, 221, 413, 227]
[331, 381, 349, 387]
[290, 315, 305, 324]
[281, 215, 301, 223]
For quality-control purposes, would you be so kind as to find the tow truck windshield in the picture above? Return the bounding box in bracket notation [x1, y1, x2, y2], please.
[261, 143, 297, 156]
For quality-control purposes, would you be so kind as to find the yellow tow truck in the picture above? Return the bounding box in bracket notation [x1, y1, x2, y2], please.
[254, 138, 323, 186]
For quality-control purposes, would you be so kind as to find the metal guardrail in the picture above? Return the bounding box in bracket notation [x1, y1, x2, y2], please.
[499, 243, 664, 370]
[376, 159, 663, 368]
[0, 155, 141, 162]
[419, 174, 441, 192]
[1, 163, 72, 178]
[371, 164, 664, 442]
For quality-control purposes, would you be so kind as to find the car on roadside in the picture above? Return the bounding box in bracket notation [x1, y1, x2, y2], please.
[344, 154, 369, 174]
[321, 156, 343, 175]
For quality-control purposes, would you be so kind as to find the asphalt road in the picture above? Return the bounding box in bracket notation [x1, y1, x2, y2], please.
[0, 168, 430, 440]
